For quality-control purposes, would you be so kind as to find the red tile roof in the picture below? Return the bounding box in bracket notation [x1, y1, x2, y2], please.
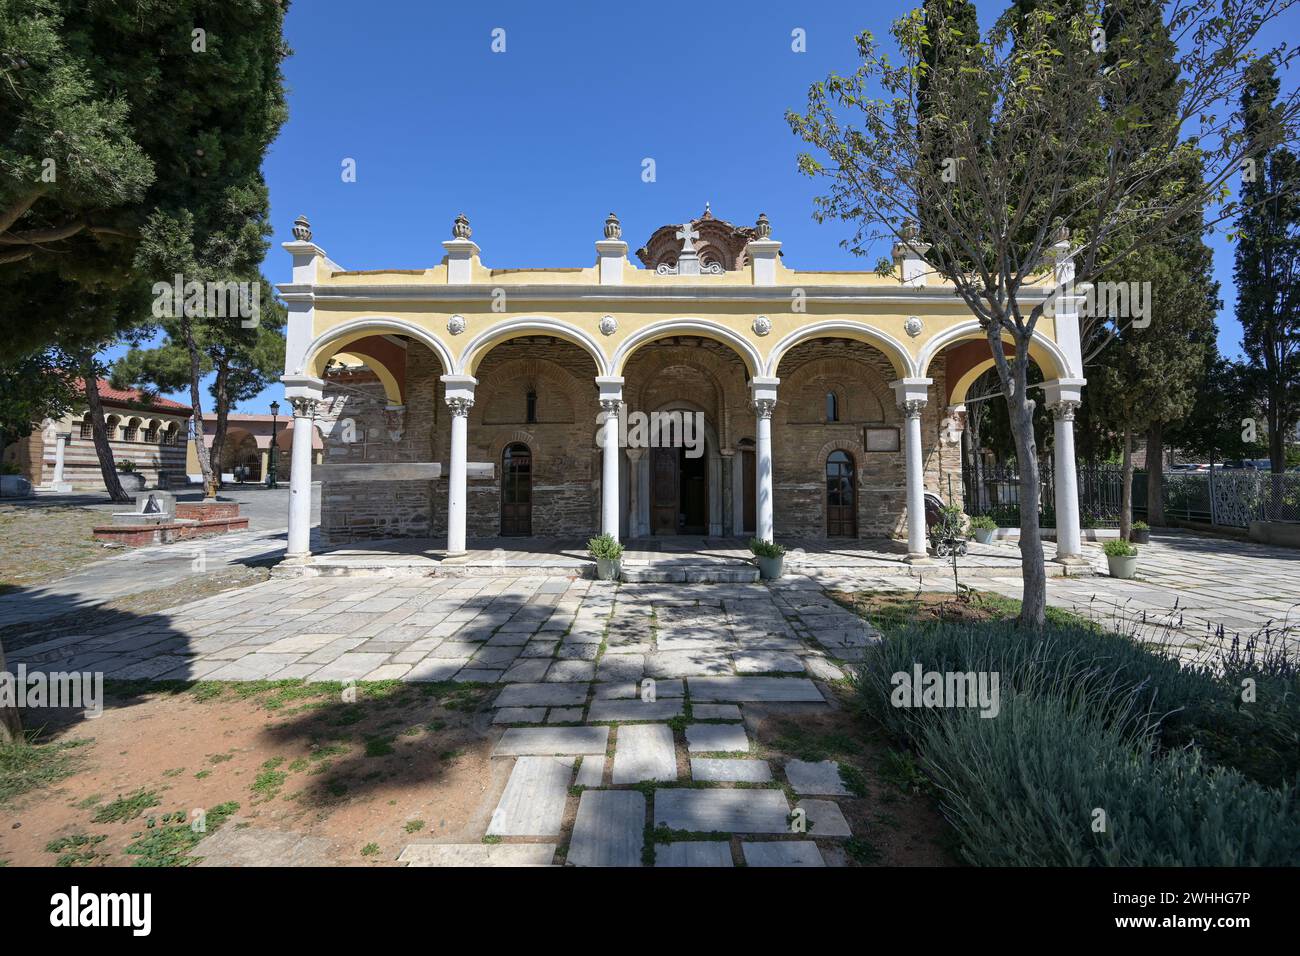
[79, 379, 192, 414]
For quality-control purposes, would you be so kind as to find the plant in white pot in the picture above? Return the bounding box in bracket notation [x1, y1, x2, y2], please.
[587, 533, 623, 582]
[749, 538, 786, 581]
[969, 514, 997, 545]
[1103, 538, 1138, 579]
[116, 459, 145, 492]
[1130, 521, 1150, 544]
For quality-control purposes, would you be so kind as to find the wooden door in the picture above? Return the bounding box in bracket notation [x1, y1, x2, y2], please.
[501, 443, 532, 536]
[825, 450, 857, 537]
[651, 446, 679, 535]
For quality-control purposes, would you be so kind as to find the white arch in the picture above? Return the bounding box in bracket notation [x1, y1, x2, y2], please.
[916, 319, 1075, 380]
[300, 316, 455, 378]
[765, 320, 918, 379]
[459, 317, 611, 376]
[612, 319, 763, 377]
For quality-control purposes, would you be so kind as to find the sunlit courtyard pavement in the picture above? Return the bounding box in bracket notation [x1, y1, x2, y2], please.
[4, 528, 1297, 866]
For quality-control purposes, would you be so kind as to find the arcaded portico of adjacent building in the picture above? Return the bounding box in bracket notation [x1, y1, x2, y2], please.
[275, 209, 1086, 563]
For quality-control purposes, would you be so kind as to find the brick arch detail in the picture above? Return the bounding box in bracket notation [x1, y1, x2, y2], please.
[626, 346, 741, 447]
[475, 357, 583, 425]
[776, 354, 894, 426]
[487, 429, 541, 464]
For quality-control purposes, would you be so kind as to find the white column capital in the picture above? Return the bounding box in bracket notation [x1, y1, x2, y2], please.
[749, 376, 779, 404]
[1041, 377, 1086, 409]
[595, 376, 625, 404]
[889, 377, 932, 411]
[440, 374, 477, 404]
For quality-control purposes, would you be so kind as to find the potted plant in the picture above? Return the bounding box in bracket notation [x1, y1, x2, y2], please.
[1130, 520, 1150, 544]
[116, 459, 145, 492]
[1103, 538, 1138, 579]
[587, 532, 623, 581]
[749, 538, 786, 580]
[969, 514, 997, 545]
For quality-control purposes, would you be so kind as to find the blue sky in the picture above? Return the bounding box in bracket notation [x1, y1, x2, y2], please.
[123, 0, 1297, 413]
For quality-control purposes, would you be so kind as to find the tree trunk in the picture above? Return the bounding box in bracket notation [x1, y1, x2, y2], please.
[181, 316, 219, 500]
[1120, 428, 1133, 540]
[1147, 421, 1165, 526]
[0, 639, 21, 744]
[209, 361, 231, 492]
[83, 372, 131, 503]
[997, 346, 1046, 629]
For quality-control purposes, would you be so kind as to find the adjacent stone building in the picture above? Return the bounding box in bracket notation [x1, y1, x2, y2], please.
[276, 209, 1087, 563]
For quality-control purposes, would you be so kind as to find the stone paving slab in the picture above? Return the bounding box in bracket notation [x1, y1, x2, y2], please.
[741, 841, 825, 867]
[612, 724, 678, 784]
[493, 682, 590, 708]
[655, 842, 735, 867]
[688, 677, 825, 703]
[575, 755, 605, 788]
[732, 650, 807, 674]
[798, 799, 852, 837]
[785, 759, 850, 795]
[685, 723, 750, 753]
[398, 843, 556, 867]
[488, 756, 574, 836]
[691, 704, 743, 721]
[568, 791, 645, 867]
[587, 699, 683, 722]
[654, 788, 791, 833]
[493, 707, 546, 724]
[493, 726, 609, 756]
[595, 679, 684, 699]
[690, 758, 772, 783]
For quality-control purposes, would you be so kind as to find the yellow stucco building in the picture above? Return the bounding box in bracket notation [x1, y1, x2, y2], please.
[276, 209, 1086, 565]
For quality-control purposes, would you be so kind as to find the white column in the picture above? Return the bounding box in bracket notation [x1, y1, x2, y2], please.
[1043, 378, 1087, 564]
[52, 434, 67, 485]
[750, 377, 779, 543]
[891, 378, 933, 562]
[286, 397, 318, 559]
[596, 377, 625, 540]
[440, 375, 477, 554]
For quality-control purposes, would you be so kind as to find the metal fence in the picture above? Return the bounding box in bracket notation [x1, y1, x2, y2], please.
[958, 464, 1300, 529]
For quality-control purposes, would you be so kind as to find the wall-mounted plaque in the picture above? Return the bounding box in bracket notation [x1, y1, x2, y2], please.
[864, 426, 901, 452]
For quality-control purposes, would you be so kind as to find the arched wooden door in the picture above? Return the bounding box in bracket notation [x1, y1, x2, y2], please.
[825, 450, 857, 537]
[501, 443, 532, 536]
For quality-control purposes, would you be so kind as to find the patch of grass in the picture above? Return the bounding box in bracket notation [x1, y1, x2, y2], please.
[403, 819, 425, 833]
[364, 736, 395, 758]
[481, 835, 502, 845]
[251, 768, 287, 800]
[0, 737, 90, 805]
[162, 767, 185, 778]
[194, 770, 211, 780]
[877, 750, 930, 794]
[126, 801, 240, 867]
[208, 753, 233, 765]
[288, 758, 309, 773]
[768, 720, 862, 763]
[360, 842, 381, 857]
[45, 833, 108, 867]
[92, 788, 161, 823]
[844, 836, 882, 865]
[839, 763, 870, 797]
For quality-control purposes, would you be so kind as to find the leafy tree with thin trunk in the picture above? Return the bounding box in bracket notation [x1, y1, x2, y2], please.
[788, 0, 1297, 626]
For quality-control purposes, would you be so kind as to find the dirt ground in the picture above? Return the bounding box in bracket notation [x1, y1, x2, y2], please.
[0, 680, 500, 867]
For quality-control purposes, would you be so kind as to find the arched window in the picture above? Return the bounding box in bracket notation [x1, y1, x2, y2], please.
[826, 391, 839, 422]
[525, 390, 538, 424]
[825, 450, 856, 536]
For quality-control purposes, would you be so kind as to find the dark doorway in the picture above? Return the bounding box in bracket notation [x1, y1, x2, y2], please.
[740, 447, 756, 535]
[825, 450, 857, 537]
[651, 446, 708, 535]
[501, 442, 532, 536]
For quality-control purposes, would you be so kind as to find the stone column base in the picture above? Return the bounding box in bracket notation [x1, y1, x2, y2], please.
[905, 553, 934, 565]
[1052, 552, 1089, 566]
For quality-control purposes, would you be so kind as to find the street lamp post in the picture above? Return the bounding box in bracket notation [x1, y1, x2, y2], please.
[267, 401, 280, 489]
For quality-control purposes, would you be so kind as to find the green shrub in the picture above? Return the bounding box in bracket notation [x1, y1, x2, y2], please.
[748, 538, 786, 558]
[1131, 520, 1149, 531]
[116, 459, 137, 473]
[968, 515, 997, 530]
[586, 533, 623, 561]
[1102, 538, 1136, 558]
[920, 689, 1300, 866]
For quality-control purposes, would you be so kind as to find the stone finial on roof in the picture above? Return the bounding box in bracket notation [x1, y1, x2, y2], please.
[452, 213, 472, 240]
[292, 215, 312, 242]
[702, 201, 713, 220]
[755, 212, 771, 240]
[898, 219, 919, 243]
[604, 212, 622, 240]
